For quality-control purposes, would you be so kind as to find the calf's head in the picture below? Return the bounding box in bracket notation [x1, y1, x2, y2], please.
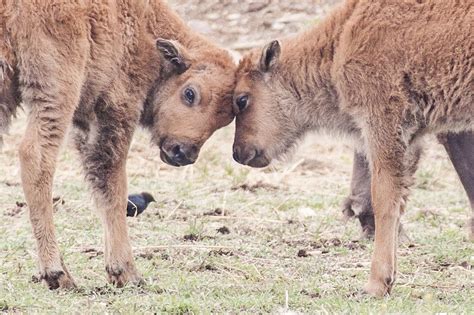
[149, 39, 236, 167]
[233, 40, 302, 168]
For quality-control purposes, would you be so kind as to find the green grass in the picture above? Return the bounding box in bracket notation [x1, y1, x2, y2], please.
[0, 114, 473, 314]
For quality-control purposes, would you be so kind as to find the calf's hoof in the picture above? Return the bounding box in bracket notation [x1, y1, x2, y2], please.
[106, 263, 143, 288]
[341, 197, 376, 239]
[40, 269, 77, 290]
[363, 277, 393, 297]
[341, 197, 356, 221]
[360, 224, 375, 239]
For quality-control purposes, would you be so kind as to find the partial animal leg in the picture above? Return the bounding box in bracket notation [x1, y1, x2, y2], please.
[74, 94, 141, 287]
[438, 131, 474, 239]
[343, 148, 419, 239]
[363, 124, 413, 297]
[13, 2, 91, 289]
[342, 151, 375, 237]
[19, 62, 86, 290]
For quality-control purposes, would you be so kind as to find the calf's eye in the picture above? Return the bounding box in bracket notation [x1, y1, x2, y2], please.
[235, 95, 249, 112]
[183, 87, 196, 105]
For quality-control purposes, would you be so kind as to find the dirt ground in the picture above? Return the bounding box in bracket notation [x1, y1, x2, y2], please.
[0, 0, 472, 314]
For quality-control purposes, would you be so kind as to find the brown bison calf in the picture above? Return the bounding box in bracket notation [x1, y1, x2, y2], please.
[232, 0, 473, 297]
[1, 0, 235, 289]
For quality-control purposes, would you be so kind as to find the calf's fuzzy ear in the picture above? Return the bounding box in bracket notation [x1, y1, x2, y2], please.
[259, 40, 281, 72]
[156, 39, 191, 75]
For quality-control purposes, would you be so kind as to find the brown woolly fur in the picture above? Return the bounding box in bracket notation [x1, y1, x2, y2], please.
[0, 0, 235, 289]
[233, 0, 473, 297]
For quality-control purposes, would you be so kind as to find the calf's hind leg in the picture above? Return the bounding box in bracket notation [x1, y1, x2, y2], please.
[75, 95, 141, 287]
[438, 131, 474, 239]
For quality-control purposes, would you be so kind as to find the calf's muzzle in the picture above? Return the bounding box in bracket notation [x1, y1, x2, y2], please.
[233, 144, 270, 168]
[160, 140, 199, 167]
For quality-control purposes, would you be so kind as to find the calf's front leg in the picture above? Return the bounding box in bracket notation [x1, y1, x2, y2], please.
[75, 99, 141, 287]
[18, 53, 87, 290]
[344, 148, 418, 239]
[363, 126, 412, 297]
[364, 166, 403, 296]
[20, 103, 78, 290]
[342, 151, 375, 237]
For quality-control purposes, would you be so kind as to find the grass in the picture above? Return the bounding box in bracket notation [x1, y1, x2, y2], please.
[0, 113, 473, 314]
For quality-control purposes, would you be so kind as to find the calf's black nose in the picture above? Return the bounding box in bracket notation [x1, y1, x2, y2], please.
[233, 145, 257, 165]
[171, 144, 186, 161]
[161, 141, 198, 167]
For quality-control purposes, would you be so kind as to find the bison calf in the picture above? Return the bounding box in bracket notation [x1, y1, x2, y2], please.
[1, 0, 235, 289]
[233, 0, 473, 297]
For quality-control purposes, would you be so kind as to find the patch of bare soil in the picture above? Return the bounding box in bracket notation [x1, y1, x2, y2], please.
[231, 180, 279, 192]
[203, 207, 230, 216]
[216, 226, 231, 234]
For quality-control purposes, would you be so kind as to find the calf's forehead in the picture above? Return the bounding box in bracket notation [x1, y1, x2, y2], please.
[237, 49, 260, 72]
[234, 74, 254, 93]
[195, 63, 235, 89]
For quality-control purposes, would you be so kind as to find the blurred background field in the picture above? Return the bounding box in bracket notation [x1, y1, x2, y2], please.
[0, 0, 472, 313]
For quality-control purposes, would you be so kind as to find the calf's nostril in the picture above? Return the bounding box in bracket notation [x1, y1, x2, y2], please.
[233, 146, 241, 163]
[243, 149, 257, 165]
[171, 144, 185, 159]
[171, 144, 180, 155]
